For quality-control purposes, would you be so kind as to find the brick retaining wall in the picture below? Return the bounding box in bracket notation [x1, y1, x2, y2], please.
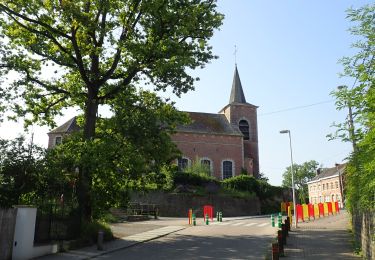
[131, 191, 261, 217]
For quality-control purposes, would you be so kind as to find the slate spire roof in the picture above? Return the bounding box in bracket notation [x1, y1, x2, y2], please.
[229, 65, 246, 104]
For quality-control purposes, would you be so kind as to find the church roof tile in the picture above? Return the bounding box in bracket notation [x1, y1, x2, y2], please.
[176, 112, 242, 136]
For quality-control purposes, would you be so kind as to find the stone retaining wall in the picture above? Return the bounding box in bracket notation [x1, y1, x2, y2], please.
[131, 191, 261, 217]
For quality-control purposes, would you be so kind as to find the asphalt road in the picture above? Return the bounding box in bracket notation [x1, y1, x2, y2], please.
[97, 216, 278, 260]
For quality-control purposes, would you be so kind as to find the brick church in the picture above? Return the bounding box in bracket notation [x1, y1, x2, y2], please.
[172, 66, 259, 179]
[48, 66, 259, 179]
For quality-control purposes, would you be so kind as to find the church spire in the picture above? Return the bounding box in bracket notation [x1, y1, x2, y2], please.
[229, 65, 246, 104]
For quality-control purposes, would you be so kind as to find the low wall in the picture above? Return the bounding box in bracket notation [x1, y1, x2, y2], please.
[12, 206, 58, 260]
[131, 191, 261, 217]
[352, 209, 374, 260]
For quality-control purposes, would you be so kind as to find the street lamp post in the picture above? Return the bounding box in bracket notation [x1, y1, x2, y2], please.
[280, 129, 297, 228]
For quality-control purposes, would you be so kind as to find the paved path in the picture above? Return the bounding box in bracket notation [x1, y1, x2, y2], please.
[38, 212, 359, 259]
[38, 216, 276, 260]
[284, 210, 360, 259]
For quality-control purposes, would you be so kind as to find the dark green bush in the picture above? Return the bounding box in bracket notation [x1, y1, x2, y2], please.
[221, 175, 259, 193]
[256, 180, 284, 200]
[173, 171, 218, 186]
[81, 221, 113, 243]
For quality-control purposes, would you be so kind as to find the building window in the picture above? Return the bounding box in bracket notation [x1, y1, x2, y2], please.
[55, 136, 62, 146]
[318, 184, 321, 190]
[178, 157, 189, 171]
[322, 184, 325, 190]
[239, 120, 250, 140]
[331, 183, 333, 189]
[222, 160, 233, 179]
[200, 158, 212, 175]
[335, 182, 338, 188]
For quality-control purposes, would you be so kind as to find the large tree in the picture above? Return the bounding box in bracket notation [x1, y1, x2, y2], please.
[282, 160, 319, 203]
[0, 0, 223, 221]
[330, 4, 374, 212]
[46, 88, 189, 217]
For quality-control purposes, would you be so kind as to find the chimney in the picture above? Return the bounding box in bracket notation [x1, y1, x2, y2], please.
[316, 168, 321, 176]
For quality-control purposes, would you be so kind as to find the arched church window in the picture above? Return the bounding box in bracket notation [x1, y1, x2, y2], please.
[200, 159, 212, 175]
[178, 157, 189, 171]
[239, 120, 249, 140]
[222, 160, 233, 179]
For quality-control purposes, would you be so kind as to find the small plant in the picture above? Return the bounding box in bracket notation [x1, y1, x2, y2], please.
[184, 158, 211, 177]
[80, 221, 113, 243]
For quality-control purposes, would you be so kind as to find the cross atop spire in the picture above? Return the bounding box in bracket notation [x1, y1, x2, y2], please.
[229, 65, 246, 104]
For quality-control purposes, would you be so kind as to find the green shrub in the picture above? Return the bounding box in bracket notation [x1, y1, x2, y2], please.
[256, 180, 284, 200]
[173, 171, 218, 186]
[221, 175, 259, 193]
[81, 221, 113, 243]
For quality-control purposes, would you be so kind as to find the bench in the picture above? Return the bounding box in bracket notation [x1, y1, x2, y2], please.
[127, 202, 159, 219]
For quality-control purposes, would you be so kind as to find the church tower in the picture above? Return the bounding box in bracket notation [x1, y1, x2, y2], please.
[219, 66, 259, 177]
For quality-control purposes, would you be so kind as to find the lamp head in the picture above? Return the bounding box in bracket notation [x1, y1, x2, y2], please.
[280, 130, 290, 134]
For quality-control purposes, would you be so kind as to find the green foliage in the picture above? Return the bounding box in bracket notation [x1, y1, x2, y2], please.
[221, 175, 259, 193]
[258, 172, 269, 182]
[183, 158, 211, 177]
[0, 0, 224, 126]
[0, 0, 223, 220]
[282, 160, 319, 203]
[257, 180, 286, 214]
[257, 180, 284, 200]
[67, 220, 113, 249]
[81, 221, 113, 242]
[173, 171, 217, 187]
[330, 4, 375, 212]
[44, 91, 188, 217]
[0, 136, 48, 207]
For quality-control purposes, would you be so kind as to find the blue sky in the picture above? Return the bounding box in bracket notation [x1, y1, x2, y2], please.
[162, 0, 370, 185]
[0, 0, 371, 185]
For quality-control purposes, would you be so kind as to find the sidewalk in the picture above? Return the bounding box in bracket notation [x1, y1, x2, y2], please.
[38, 223, 186, 260]
[284, 210, 360, 259]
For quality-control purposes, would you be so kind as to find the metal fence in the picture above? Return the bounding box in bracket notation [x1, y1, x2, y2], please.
[34, 201, 80, 243]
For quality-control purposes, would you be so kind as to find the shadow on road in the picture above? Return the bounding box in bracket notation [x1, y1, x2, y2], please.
[95, 233, 273, 260]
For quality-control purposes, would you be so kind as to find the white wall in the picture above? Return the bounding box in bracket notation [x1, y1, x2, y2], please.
[12, 206, 57, 260]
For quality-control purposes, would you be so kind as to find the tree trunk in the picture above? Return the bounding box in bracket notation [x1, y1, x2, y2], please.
[78, 95, 98, 224]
